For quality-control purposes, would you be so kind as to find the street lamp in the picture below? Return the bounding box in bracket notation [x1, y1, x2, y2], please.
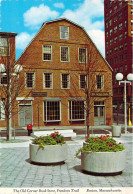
[116, 73, 133, 134]
[0, 63, 23, 140]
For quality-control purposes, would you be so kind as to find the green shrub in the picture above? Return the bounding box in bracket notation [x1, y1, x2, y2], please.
[75, 134, 125, 157]
[32, 131, 66, 149]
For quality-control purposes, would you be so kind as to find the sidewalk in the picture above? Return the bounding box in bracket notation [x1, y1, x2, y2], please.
[0, 133, 133, 188]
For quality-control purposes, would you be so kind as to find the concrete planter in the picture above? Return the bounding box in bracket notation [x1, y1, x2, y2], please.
[81, 150, 126, 175]
[112, 125, 121, 137]
[30, 143, 67, 164]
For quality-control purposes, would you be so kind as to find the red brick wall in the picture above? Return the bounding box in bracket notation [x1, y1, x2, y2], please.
[16, 19, 113, 127]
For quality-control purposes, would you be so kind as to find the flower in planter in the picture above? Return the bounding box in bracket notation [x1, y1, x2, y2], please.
[75, 134, 125, 157]
[32, 132, 66, 150]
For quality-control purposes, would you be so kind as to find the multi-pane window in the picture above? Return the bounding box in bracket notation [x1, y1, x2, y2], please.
[119, 12, 122, 19]
[61, 74, 70, 89]
[0, 99, 5, 120]
[110, 39, 113, 45]
[44, 100, 61, 122]
[119, 34, 123, 41]
[43, 45, 52, 61]
[26, 72, 35, 88]
[114, 6, 117, 13]
[125, 32, 127, 38]
[79, 48, 87, 63]
[119, 45, 123, 51]
[44, 73, 52, 89]
[61, 46, 69, 62]
[60, 26, 69, 40]
[0, 38, 9, 56]
[114, 16, 117, 23]
[114, 37, 117, 43]
[0, 75, 7, 85]
[114, 46, 118, 53]
[114, 57, 118, 63]
[119, 23, 123, 30]
[96, 75, 104, 90]
[109, 29, 113, 36]
[69, 100, 85, 121]
[109, 19, 112, 26]
[114, 26, 117, 33]
[80, 75, 86, 89]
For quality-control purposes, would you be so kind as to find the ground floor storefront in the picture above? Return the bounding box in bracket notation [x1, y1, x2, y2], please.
[3, 95, 112, 129]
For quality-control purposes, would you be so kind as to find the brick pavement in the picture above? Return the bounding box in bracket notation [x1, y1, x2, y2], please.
[0, 134, 133, 188]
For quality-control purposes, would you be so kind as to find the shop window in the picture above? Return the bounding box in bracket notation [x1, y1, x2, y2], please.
[61, 46, 69, 62]
[69, 99, 85, 121]
[44, 73, 52, 89]
[44, 99, 61, 122]
[43, 45, 52, 61]
[80, 74, 87, 89]
[60, 26, 69, 40]
[26, 72, 35, 88]
[61, 74, 70, 89]
[96, 75, 104, 90]
[79, 48, 87, 63]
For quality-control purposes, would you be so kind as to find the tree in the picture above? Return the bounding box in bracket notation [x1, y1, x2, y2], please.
[62, 43, 112, 136]
[0, 37, 32, 141]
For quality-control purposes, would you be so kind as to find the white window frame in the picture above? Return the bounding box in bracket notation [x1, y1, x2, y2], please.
[0, 99, 5, 121]
[69, 99, 85, 121]
[0, 37, 9, 56]
[78, 48, 87, 63]
[25, 72, 35, 89]
[43, 72, 53, 89]
[43, 45, 52, 61]
[61, 73, 70, 89]
[60, 26, 69, 40]
[60, 46, 69, 62]
[44, 99, 61, 122]
[79, 74, 87, 89]
[96, 75, 104, 90]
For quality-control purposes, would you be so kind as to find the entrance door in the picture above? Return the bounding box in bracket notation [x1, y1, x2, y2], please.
[19, 105, 32, 126]
[94, 101, 105, 125]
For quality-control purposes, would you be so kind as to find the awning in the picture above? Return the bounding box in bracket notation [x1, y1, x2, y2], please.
[68, 98, 85, 101]
[43, 98, 61, 101]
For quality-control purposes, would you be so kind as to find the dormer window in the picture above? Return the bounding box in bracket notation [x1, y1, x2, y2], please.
[60, 26, 69, 40]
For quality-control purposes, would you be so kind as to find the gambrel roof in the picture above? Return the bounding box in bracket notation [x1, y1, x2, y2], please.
[16, 18, 112, 71]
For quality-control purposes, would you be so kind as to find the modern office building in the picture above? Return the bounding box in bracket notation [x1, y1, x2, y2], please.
[104, 0, 133, 123]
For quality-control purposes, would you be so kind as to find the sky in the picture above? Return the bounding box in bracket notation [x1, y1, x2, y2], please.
[0, 0, 105, 59]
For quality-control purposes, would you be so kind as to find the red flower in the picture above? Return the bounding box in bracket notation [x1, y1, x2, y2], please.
[106, 135, 110, 137]
[111, 143, 113, 146]
[107, 143, 110, 145]
[85, 136, 89, 139]
[52, 133, 56, 138]
[40, 138, 43, 140]
[53, 128, 56, 130]
[94, 138, 97, 141]
[119, 142, 122, 144]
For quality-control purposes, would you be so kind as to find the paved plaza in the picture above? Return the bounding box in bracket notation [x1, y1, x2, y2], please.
[0, 133, 133, 188]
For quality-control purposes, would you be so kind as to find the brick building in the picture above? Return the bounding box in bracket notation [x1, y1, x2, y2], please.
[104, 0, 133, 122]
[0, 32, 17, 128]
[1, 19, 113, 129]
